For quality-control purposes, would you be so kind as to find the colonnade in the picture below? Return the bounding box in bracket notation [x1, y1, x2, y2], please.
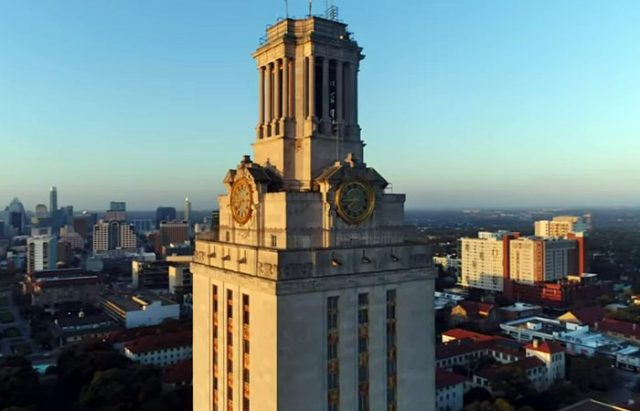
[257, 56, 358, 138]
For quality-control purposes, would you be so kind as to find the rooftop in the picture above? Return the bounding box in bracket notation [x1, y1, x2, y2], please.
[124, 330, 192, 355]
[436, 368, 468, 390]
[104, 293, 177, 312]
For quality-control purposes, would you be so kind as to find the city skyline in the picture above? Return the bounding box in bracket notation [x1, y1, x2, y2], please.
[2, 1, 640, 210]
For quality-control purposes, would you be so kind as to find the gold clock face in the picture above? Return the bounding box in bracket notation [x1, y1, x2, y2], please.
[335, 180, 375, 225]
[230, 178, 253, 225]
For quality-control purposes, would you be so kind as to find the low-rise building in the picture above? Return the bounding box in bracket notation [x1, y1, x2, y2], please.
[51, 313, 118, 346]
[499, 302, 543, 321]
[102, 293, 180, 329]
[123, 330, 192, 367]
[594, 318, 640, 344]
[23, 268, 102, 313]
[436, 368, 467, 411]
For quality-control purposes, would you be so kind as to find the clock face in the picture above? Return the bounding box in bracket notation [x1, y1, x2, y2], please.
[335, 180, 375, 225]
[230, 178, 253, 225]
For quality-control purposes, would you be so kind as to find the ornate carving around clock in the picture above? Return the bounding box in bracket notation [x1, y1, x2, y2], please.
[335, 179, 375, 225]
[230, 177, 253, 225]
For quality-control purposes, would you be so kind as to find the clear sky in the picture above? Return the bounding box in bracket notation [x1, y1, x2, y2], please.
[1, 0, 639, 211]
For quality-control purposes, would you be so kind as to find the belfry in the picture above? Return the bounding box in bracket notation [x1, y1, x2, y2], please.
[192, 14, 436, 411]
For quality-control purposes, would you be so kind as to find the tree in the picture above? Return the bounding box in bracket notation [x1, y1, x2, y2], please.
[0, 356, 41, 410]
[491, 365, 533, 402]
[567, 355, 613, 392]
[52, 341, 131, 409]
[76, 364, 162, 411]
[464, 387, 492, 405]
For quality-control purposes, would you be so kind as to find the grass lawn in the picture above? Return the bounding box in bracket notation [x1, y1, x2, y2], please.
[10, 342, 32, 356]
[0, 310, 15, 323]
[5, 327, 21, 338]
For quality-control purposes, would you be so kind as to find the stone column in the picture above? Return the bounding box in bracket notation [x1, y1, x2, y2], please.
[274, 59, 282, 135]
[336, 60, 343, 124]
[347, 62, 356, 126]
[266, 63, 273, 136]
[283, 58, 289, 119]
[308, 55, 315, 120]
[322, 57, 330, 133]
[258, 66, 265, 138]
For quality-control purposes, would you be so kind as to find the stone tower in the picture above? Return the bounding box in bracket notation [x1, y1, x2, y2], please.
[192, 15, 435, 411]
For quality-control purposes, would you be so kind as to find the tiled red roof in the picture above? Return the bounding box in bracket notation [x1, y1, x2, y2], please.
[563, 306, 605, 325]
[107, 321, 191, 344]
[436, 338, 486, 360]
[442, 329, 495, 343]
[163, 359, 192, 384]
[436, 367, 468, 389]
[525, 340, 564, 355]
[125, 330, 192, 355]
[596, 318, 640, 339]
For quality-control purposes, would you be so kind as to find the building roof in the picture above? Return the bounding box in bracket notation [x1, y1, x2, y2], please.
[435, 367, 468, 390]
[596, 318, 640, 339]
[442, 328, 495, 343]
[525, 340, 565, 355]
[124, 330, 192, 355]
[55, 313, 114, 329]
[106, 320, 191, 345]
[485, 338, 525, 358]
[35, 276, 101, 289]
[103, 293, 177, 312]
[475, 356, 545, 381]
[163, 359, 193, 385]
[436, 338, 485, 360]
[558, 399, 631, 411]
[558, 306, 605, 326]
[457, 301, 496, 318]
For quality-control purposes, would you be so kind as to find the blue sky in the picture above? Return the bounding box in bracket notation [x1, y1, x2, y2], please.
[1, 0, 639, 211]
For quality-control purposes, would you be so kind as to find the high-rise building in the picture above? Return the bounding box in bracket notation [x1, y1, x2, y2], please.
[183, 197, 191, 226]
[459, 231, 519, 292]
[156, 207, 177, 229]
[35, 204, 49, 219]
[192, 15, 435, 411]
[50, 186, 58, 217]
[28, 229, 58, 272]
[534, 216, 586, 238]
[157, 220, 190, 255]
[110, 201, 126, 212]
[7, 198, 27, 236]
[93, 209, 136, 253]
[93, 220, 137, 253]
[509, 237, 577, 284]
[105, 202, 127, 222]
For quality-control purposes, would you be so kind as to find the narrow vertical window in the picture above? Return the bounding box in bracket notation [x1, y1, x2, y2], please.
[358, 293, 369, 411]
[213, 285, 219, 411]
[386, 289, 397, 411]
[327, 296, 340, 411]
[242, 294, 250, 411]
[227, 290, 234, 411]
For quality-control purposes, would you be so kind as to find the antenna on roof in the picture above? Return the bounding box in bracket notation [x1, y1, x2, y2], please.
[284, 0, 289, 18]
[308, 0, 313, 16]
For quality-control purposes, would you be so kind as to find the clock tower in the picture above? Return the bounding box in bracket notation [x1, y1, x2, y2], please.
[192, 16, 436, 411]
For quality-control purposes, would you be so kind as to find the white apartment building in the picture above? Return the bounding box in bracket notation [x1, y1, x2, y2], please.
[534, 216, 587, 238]
[27, 233, 58, 273]
[459, 231, 516, 292]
